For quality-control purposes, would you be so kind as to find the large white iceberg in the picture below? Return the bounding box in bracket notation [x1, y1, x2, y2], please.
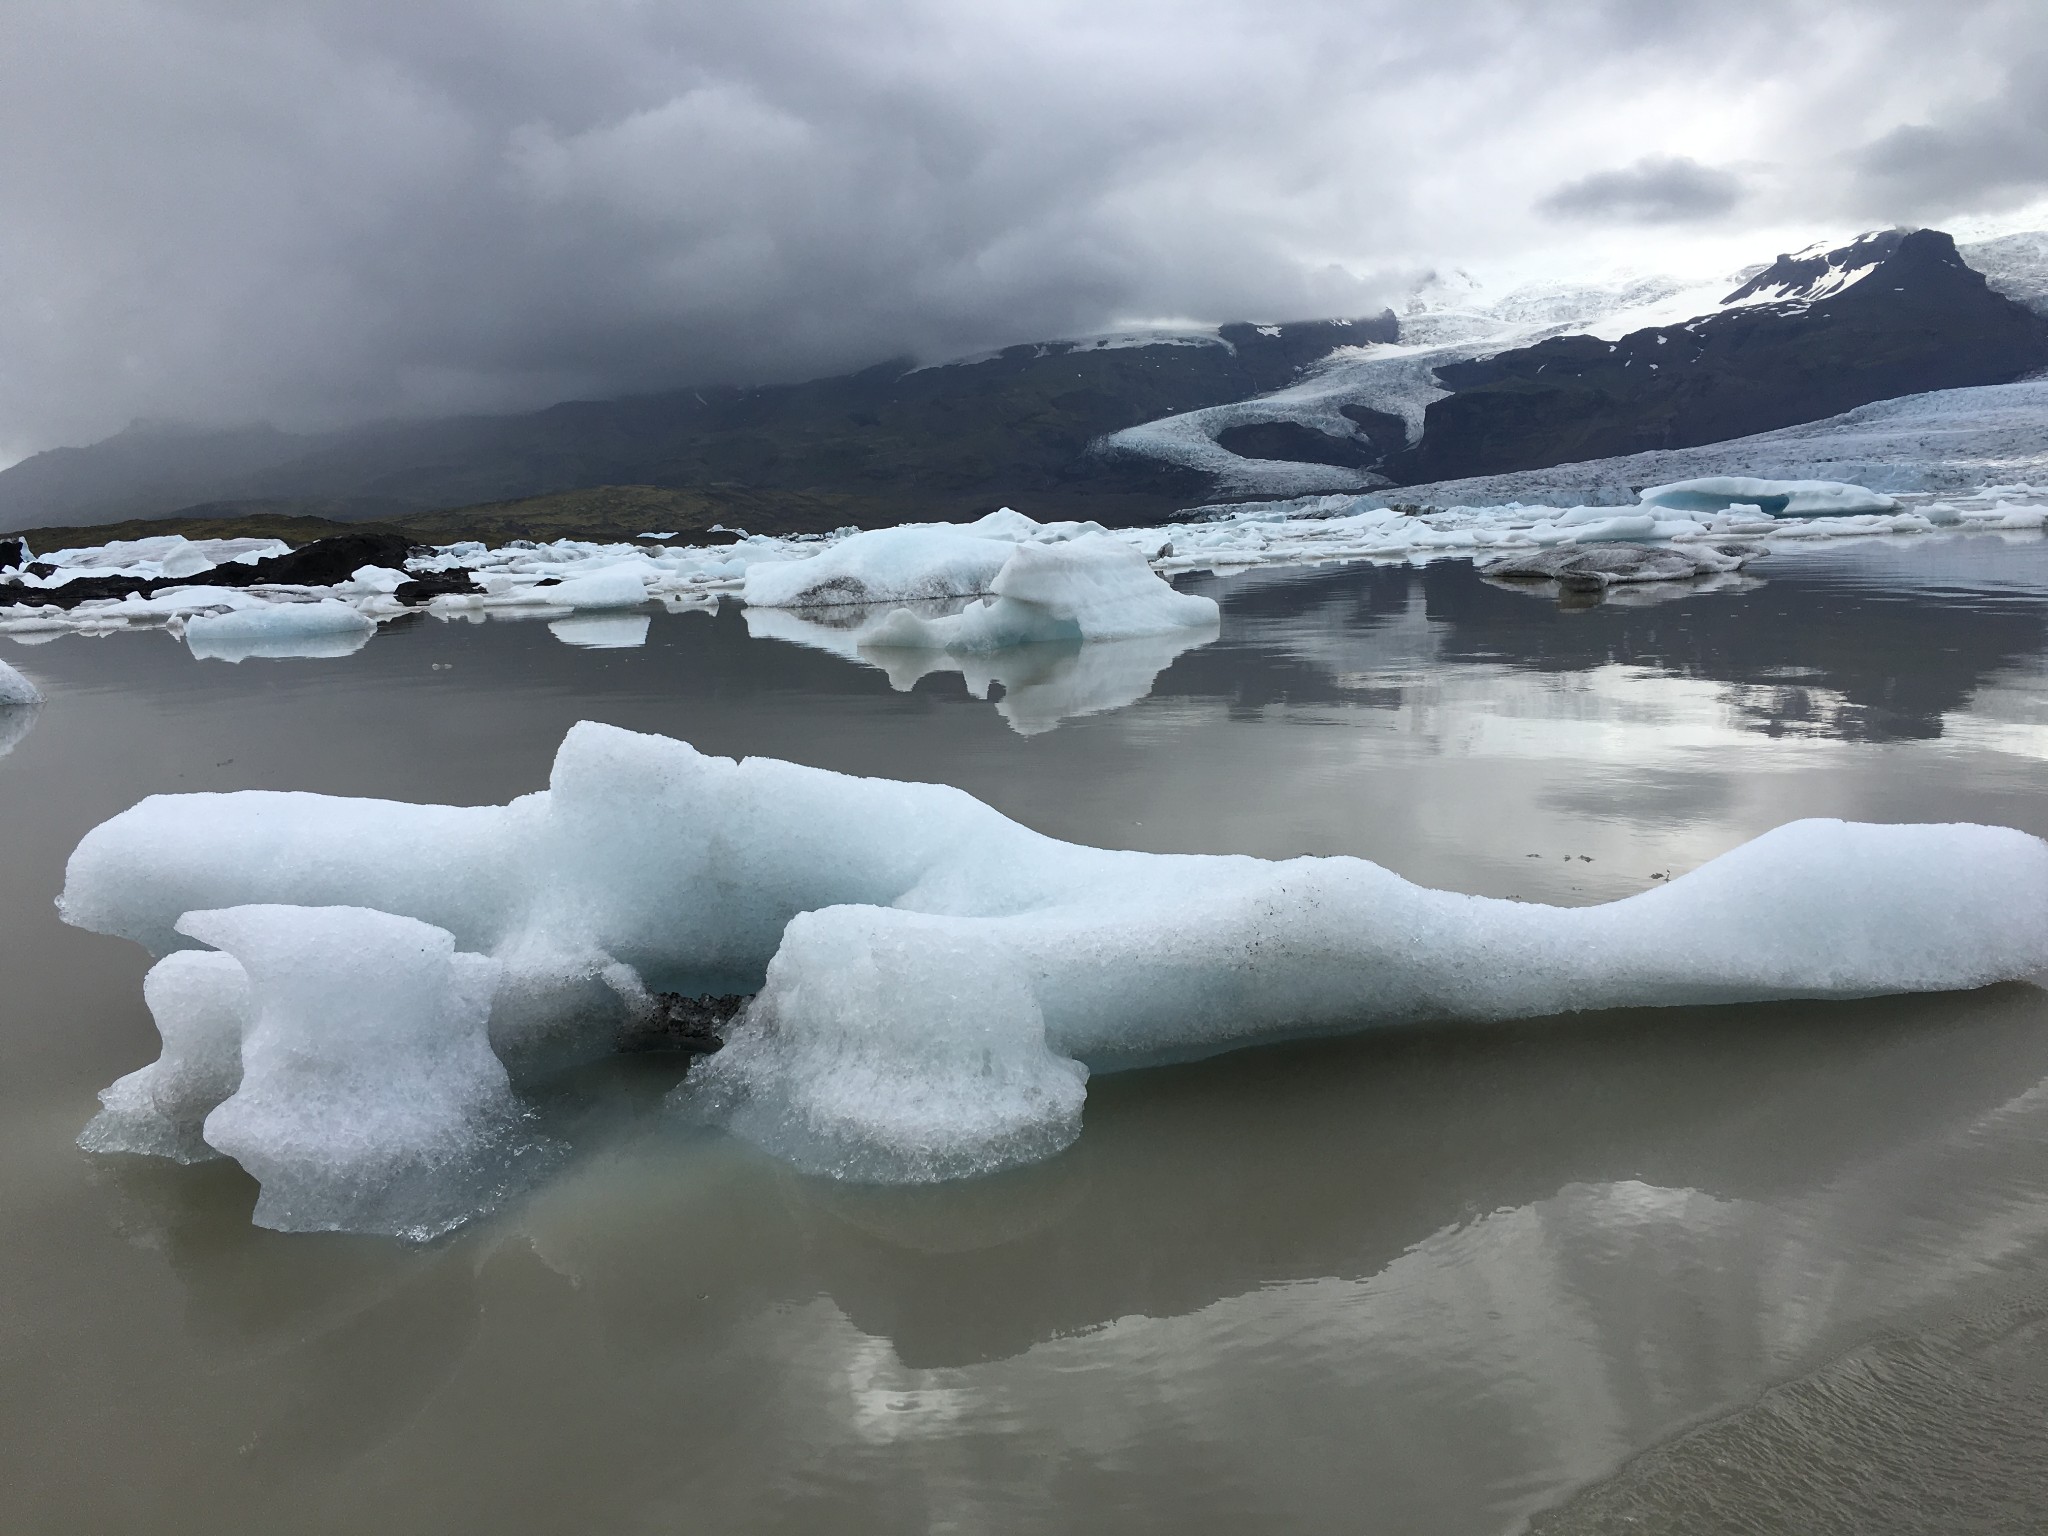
[1638, 477, 1903, 518]
[63, 723, 2048, 1203]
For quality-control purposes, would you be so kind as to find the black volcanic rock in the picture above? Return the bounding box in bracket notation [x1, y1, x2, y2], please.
[1338, 403, 1410, 456]
[1717, 229, 1908, 305]
[1216, 420, 1382, 468]
[0, 530, 420, 609]
[231, 530, 416, 586]
[1390, 229, 2048, 484]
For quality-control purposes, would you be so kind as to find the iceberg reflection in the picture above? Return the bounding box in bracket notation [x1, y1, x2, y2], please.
[744, 602, 1217, 734]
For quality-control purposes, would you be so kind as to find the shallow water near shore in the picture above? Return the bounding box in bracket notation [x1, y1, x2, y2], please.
[5, 532, 2048, 1534]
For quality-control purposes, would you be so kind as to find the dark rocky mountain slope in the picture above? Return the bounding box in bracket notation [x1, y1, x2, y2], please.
[0, 317, 1394, 536]
[1386, 230, 2048, 484]
[3, 226, 2042, 540]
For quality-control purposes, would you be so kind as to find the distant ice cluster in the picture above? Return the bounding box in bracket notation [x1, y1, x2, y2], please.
[65, 721, 2048, 1234]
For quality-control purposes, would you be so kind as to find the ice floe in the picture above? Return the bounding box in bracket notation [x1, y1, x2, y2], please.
[1638, 477, 1904, 518]
[64, 722, 2048, 1215]
[183, 598, 376, 662]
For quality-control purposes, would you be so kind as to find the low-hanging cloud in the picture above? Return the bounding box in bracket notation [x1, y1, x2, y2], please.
[1, 0, 2042, 459]
[1537, 156, 1746, 224]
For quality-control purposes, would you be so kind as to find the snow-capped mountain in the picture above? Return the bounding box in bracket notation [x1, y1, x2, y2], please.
[1101, 227, 2048, 499]
[2, 226, 2043, 538]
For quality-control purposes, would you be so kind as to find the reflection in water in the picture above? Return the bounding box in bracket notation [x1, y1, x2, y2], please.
[548, 613, 651, 649]
[1480, 569, 1763, 608]
[745, 601, 1218, 735]
[5, 530, 2048, 1532]
[0, 701, 36, 758]
[183, 626, 376, 664]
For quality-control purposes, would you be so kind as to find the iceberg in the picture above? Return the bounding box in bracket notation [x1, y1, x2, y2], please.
[1638, 477, 1903, 518]
[742, 525, 1020, 609]
[541, 564, 650, 610]
[63, 723, 2048, 1202]
[861, 535, 1219, 650]
[0, 656, 40, 706]
[183, 599, 376, 662]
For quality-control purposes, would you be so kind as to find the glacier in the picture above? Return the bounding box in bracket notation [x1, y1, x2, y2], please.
[63, 722, 2048, 1216]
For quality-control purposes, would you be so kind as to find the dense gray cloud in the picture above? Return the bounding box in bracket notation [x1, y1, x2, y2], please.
[1846, 38, 2048, 219]
[1537, 157, 1746, 224]
[0, 0, 2043, 458]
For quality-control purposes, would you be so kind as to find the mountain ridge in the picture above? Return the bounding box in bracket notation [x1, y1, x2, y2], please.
[3, 226, 2044, 537]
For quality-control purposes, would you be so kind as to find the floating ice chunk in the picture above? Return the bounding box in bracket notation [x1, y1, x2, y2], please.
[864, 535, 1219, 651]
[1639, 477, 1903, 518]
[742, 526, 1018, 608]
[63, 724, 2048, 1196]
[549, 613, 651, 648]
[183, 599, 375, 662]
[99, 585, 272, 619]
[77, 949, 249, 1163]
[180, 904, 533, 1238]
[0, 656, 39, 705]
[543, 564, 649, 609]
[687, 910, 1087, 1182]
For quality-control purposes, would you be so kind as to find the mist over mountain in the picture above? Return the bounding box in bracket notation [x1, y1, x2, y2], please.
[3, 225, 2044, 540]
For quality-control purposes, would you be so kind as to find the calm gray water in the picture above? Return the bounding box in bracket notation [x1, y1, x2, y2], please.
[4, 535, 2048, 1534]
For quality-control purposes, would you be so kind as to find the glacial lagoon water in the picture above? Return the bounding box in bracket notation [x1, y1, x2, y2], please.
[4, 532, 2048, 1533]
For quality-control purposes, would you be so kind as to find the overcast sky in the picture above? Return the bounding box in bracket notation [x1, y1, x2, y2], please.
[3, 0, 2045, 459]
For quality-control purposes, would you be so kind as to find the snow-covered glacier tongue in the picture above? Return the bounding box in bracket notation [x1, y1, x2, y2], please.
[60, 722, 2048, 1216]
